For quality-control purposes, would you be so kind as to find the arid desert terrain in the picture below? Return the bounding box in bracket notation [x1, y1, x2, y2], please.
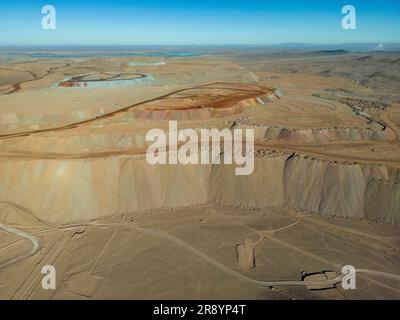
[0, 49, 399, 299]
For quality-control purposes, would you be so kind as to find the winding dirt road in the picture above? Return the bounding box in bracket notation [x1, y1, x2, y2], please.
[0, 82, 273, 139]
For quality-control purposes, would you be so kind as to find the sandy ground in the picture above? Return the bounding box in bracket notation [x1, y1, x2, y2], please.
[1, 204, 399, 299]
[0, 50, 399, 299]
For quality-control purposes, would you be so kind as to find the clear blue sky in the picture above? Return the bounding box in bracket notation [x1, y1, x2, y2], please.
[0, 0, 399, 46]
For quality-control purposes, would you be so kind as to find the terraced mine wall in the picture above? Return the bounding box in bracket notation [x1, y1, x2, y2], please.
[0, 154, 398, 224]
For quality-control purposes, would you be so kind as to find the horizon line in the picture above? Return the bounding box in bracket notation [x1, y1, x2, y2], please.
[1, 42, 400, 48]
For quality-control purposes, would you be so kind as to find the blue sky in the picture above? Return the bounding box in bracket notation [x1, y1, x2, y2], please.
[0, 0, 399, 46]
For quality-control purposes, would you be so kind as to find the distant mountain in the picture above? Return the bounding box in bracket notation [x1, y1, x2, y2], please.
[272, 43, 400, 52]
[302, 49, 350, 56]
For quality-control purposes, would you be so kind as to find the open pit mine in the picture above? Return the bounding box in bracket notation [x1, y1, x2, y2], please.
[0, 51, 399, 299]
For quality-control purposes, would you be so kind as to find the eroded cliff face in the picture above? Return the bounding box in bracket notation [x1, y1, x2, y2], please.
[211, 154, 399, 224]
[365, 179, 400, 224]
[0, 152, 398, 224]
[209, 156, 286, 208]
[283, 156, 399, 224]
[0, 157, 211, 223]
